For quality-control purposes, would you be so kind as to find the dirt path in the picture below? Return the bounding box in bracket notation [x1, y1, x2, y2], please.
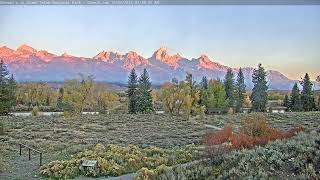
[75, 174, 135, 180]
[203, 124, 222, 130]
[0, 150, 43, 179]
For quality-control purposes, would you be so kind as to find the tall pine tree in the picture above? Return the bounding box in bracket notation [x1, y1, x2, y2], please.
[136, 69, 153, 113]
[199, 76, 209, 107]
[0, 60, 16, 115]
[235, 68, 246, 113]
[200, 76, 208, 90]
[250, 63, 268, 112]
[300, 73, 315, 111]
[8, 74, 17, 109]
[127, 68, 138, 113]
[224, 68, 235, 108]
[283, 94, 290, 111]
[290, 82, 302, 111]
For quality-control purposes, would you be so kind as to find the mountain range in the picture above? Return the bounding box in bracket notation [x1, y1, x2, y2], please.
[0, 44, 317, 90]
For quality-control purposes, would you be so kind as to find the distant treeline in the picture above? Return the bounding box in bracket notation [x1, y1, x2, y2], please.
[0, 59, 319, 116]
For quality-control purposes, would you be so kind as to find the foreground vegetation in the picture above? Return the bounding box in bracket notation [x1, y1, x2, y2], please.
[1, 112, 320, 179]
[34, 113, 320, 179]
[134, 131, 320, 179]
[40, 144, 202, 179]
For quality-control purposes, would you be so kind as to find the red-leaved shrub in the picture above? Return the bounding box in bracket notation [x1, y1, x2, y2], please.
[204, 115, 305, 152]
[265, 128, 284, 141]
[229, 126, 305, 150]
[284, 126, 305, 138]
[230, 133, 255, 150]
[204, 125, 233, 146]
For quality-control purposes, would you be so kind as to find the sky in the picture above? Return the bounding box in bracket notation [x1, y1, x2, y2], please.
[0, 5, 319, 80]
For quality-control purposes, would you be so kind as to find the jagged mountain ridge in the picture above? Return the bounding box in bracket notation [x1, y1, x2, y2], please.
[0, 44, 311, 90]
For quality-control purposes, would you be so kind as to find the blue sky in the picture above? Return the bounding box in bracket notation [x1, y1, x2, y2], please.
[0, 5, 319, 80]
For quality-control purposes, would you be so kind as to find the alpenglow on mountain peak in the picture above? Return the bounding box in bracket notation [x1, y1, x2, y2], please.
[0, 44, 308, 90]
[17, 44, 37, 54]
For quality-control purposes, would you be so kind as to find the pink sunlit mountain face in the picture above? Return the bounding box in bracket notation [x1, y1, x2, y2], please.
[0, 44, 308, 90]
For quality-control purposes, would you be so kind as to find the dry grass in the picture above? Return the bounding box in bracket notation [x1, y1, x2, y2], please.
[0, 114, 210, 154]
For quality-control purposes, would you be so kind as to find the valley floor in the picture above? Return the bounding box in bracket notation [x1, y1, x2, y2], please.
[0, 112, 319, 179]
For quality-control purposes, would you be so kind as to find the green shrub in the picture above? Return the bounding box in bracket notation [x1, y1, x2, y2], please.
[135, 168, 156, 180]
[31, 106, 39, 116]
[240, 113, 269, 137]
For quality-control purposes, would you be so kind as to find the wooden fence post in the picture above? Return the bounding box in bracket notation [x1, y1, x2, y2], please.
[19, 144, 43, 166]
[40, 153, 42, 166]
[28, 148, 31, 160]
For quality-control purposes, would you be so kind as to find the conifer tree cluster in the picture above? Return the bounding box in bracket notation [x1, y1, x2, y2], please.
[300, 73, 316, 111]
[197, 67, 246, 113]
[224, 69, 235, 108]
[221, 68, 247, 113]
[283, 94, 290, 110]
[199, 76, 209, 107]
[284, 73, 316, 112]
[0, 60, 17, 115]
[289, 83, 302, 111]
[250, 63, 268, 112]
[127, 68, 153, 114]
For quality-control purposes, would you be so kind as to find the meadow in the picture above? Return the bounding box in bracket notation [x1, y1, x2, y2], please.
[0, 112, 320, 179]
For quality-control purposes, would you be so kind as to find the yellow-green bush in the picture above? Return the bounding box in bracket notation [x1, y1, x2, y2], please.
[31, 106, 39, 116]
[40, 144, 201, 179]
[240, 113, 269, 137]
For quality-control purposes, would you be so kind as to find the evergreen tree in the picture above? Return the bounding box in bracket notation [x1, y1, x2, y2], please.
[235, 68, 246, 113]
[200, 76, 208, 90]
[224, 68, 235, 108]
[250, 63, 268, 112]
[8, 74, 17, 108]
[290, 82, 302, 111]
[56, 87, 65, 110]
[199, 76, 209, 107]
[127, 68, 138, 113]
[300, 73, 315, 111]
[0, 60, 16, 115]
[283, 94, 290, 111]
[136, 69, 153, 113]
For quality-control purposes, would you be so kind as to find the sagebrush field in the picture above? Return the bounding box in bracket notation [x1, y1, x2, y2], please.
[0, 112, 320, 179]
